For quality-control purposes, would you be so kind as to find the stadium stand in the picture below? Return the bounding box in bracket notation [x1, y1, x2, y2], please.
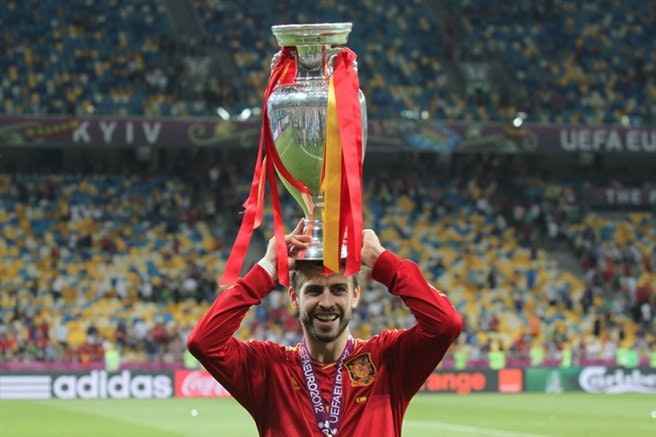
[0, 1, 653, 369]
[3, 0, 653, 124]
[0, 173, 231, 364]
[192, 0, 457, 120]
[1, 154, 653, 368]
[0, 0, 181, 116]
[445, 0, 656, 125]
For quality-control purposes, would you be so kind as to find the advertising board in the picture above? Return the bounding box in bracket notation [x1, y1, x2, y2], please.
[0, 370, 174, 400]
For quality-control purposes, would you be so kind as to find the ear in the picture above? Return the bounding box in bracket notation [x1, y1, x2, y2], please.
[288, 287, 299, 309]
[351, 286, 360, 309]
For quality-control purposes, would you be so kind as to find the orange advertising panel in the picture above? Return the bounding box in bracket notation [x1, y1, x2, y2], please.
[498, 368, 523, 393]
[422, 371, 492, 394]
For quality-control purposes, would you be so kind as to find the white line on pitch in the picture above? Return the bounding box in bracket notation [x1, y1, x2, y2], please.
[404, 420, 548, 437]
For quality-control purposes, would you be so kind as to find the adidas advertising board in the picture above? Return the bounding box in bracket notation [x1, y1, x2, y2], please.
[0, 371, 173, 400]
[0, 375, 52, 400]
[3, 367, 654, 399]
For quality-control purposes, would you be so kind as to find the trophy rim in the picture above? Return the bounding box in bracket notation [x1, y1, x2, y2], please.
[271, 22, 352, 46]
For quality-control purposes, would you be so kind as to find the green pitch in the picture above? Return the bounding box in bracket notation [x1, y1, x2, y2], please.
[2, 393, 654, 436]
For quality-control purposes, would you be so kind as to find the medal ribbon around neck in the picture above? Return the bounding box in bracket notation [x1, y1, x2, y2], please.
[298, 337, 354, 436]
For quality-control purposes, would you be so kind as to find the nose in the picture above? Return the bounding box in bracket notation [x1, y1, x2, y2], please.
[317, 288, 335, 308]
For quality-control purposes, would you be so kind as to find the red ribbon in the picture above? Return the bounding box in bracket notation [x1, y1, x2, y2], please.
[220, 47, 306, 286]
[332, 48, 363, 276]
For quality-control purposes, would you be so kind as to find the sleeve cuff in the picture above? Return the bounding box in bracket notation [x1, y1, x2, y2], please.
[257, 258, 277, 279]
[370, 250, 403, 286]
[241, 263, 278, 299]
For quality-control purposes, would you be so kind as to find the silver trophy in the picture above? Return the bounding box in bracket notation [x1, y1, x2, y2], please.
[267, 23, 367, 261]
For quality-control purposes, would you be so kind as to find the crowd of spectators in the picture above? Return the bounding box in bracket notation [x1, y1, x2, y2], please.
[1, 0, 653, 125]
[193, 0, 455, 120]
[1, 155, 653, 369]
[0, 155, 248, 365]
[0, 0, 187, 117]
[446, 0, 656, 125]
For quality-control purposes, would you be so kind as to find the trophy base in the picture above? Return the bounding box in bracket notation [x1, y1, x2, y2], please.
[295, 241, 348, 263]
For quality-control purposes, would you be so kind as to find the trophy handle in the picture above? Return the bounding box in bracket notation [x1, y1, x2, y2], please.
[326, 49, 358, 76]
[270, 52, 281, 70]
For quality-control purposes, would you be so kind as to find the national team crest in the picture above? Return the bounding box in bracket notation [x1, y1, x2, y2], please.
[345, 353, 377, 387]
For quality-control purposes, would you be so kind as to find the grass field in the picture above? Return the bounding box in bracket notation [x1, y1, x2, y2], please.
[2, 393, 654, 436]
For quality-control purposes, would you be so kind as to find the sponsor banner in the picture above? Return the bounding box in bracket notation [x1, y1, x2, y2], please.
[1, 116, 654, 154]
[420, 369, 499, 394]
[498, 368, 523, 393]
[0, 116, 400, 151]
[526, 366, 656, 393]
[174, 370, 232, 398]
[0, 370, 174, 400]
[525, 368, 582, 393]
[372, 121, 656, 154]
[578, 366, 656, 394]
[52, 370, 174, 399]
[555, 127, 656, 153]
[442, 123, 656, 154]
[0, 375, 52, 400]
[588, 187, 656, 207]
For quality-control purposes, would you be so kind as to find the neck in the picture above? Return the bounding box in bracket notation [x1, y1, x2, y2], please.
[305, 330, 351, 363]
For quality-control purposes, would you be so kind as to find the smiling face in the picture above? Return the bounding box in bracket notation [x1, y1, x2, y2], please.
[289, 264, 360, 345]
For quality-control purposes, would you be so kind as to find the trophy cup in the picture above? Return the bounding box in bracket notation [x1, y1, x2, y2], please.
[220, 22, 366, 286]
[268, 23, 367, 266]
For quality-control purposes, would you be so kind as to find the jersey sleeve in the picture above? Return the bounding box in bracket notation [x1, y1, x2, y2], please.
[186, 264, 276, 411]
[370, 250, 463, 399]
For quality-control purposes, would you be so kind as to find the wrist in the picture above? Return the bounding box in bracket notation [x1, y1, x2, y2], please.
[364, 246, 385, 268]
[257, 258, 277, 279]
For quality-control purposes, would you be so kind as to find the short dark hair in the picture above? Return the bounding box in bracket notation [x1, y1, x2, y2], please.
[290, 260, 359, 290]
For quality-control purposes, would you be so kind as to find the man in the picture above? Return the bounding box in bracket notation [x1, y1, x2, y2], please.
[187, 222, 462, 436]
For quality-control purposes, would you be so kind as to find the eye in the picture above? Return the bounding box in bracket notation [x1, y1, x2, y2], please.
[331, 284, 348, 294]
[304, 285, 323, 296]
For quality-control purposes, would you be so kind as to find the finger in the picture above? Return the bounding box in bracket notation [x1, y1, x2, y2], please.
[286, 234, 310, 247]
[291, 219, 305, 235]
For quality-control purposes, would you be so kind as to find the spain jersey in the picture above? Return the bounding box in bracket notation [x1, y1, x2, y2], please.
[188, 250, 462, 436]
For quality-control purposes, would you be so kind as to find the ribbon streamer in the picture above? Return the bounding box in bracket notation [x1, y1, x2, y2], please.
[220, 47, 306, 286]
[327, 48, 363, 276]
[322, 75, 343, 273]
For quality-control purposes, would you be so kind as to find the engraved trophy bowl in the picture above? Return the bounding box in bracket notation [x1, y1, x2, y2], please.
[267, 23, 367, 261]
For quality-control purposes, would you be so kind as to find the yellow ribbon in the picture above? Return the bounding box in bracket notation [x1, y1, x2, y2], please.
[322, 76, 342, 273]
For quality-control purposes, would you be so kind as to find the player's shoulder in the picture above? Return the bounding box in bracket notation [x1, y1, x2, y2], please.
[353, 330, 405, 350]
[245, 339, 302, 361]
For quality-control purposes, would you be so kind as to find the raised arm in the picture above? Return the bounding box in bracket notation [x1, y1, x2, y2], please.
[186, 261, 276, 403]
[363, 229, 463, 396]
[186, 220, 310, 405]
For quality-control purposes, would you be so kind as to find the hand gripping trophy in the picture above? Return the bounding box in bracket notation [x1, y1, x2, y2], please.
[220, 23, 367, 286]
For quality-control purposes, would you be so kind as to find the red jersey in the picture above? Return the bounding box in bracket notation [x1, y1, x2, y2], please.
[188, 250, 462, 436]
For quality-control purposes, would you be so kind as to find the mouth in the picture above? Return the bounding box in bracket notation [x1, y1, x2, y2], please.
[314, 313, 339, 326]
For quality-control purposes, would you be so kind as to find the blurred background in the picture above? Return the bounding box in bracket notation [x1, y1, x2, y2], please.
[0, 0, 654, 375]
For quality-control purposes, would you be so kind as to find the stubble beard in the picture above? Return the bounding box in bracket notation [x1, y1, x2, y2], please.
[301, 309, 351, 343]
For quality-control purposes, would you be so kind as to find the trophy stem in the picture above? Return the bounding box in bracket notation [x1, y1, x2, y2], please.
[301, 193, 347, 262]
[295, 45, 325, 76]
[302, 194, 324, 260]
